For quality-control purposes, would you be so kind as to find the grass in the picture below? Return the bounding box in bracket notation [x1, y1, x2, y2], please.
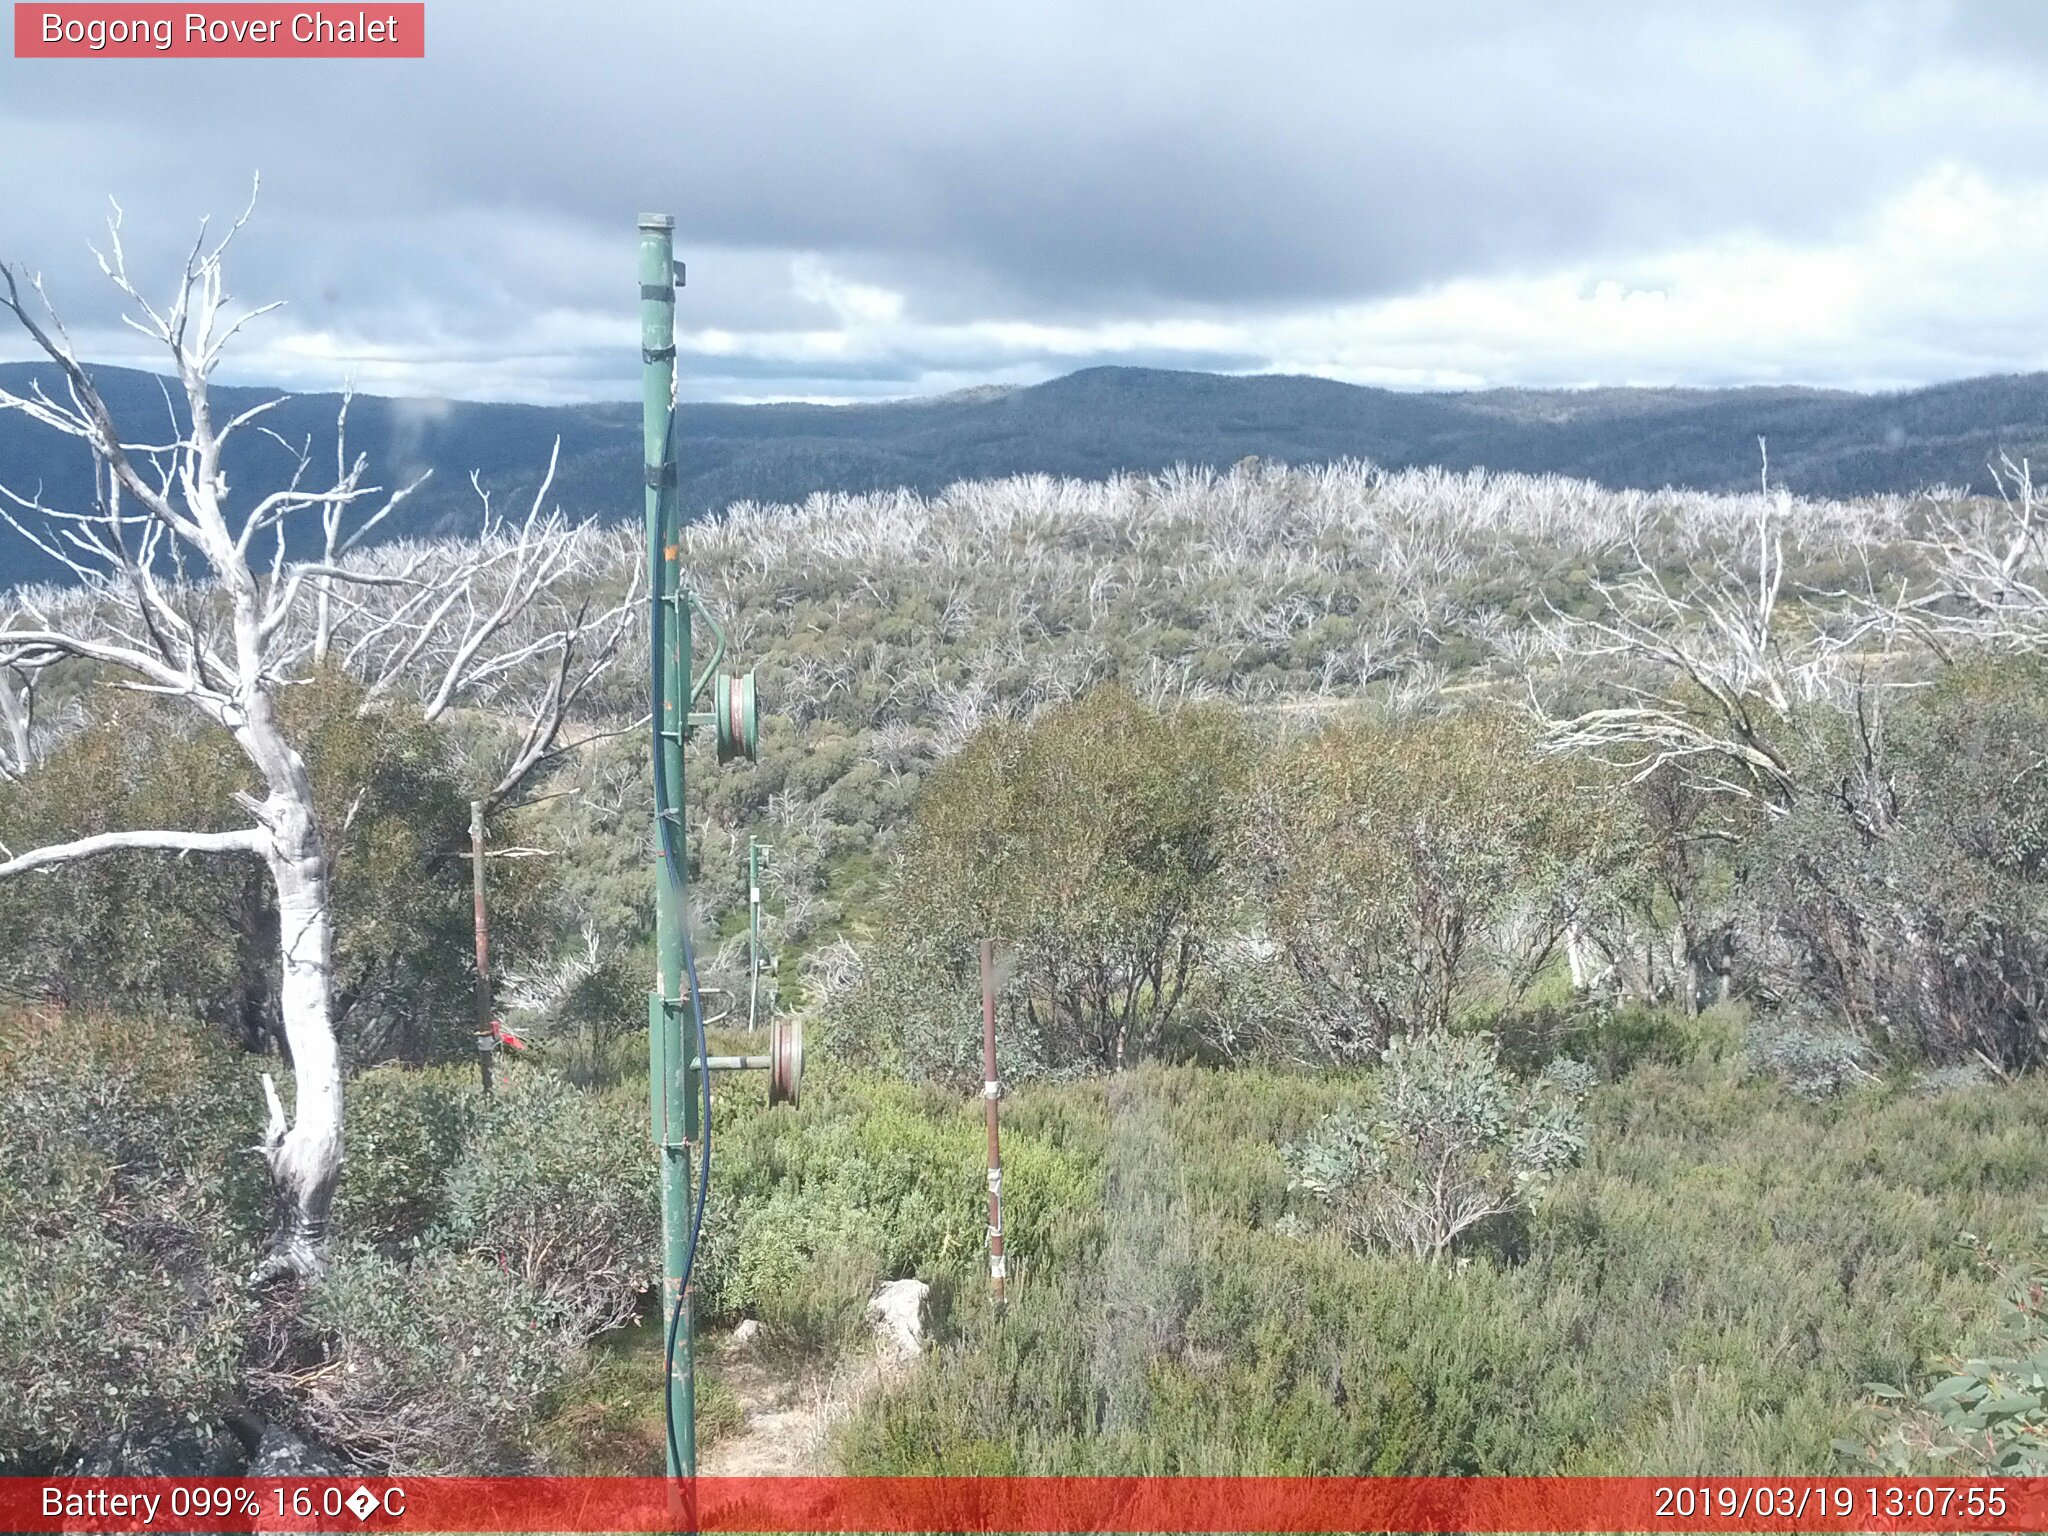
[536, 1301, 747, 1473]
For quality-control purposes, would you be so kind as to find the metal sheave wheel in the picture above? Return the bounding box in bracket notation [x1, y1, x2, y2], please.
[714, 669, 759, 764]
[767, 1015, 803, 1108]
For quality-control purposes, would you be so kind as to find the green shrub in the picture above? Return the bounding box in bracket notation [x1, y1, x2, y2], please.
[1241, 712, 1605, 1060]
[687, 1070, 1100, 1360]
[698, 1077, 980, 1322]
[0, 705, 251, 1026]
[336, 1066, 475, 1247]
[754, 1244, 889, 1364]
[0, 673, 528, 1068]
[256, 1247, 578, 1474]
[1490, 999, 1696, 1081]
[289, 674, 511, 1067]
[555, 947, 644, 1060]
[838, 1059, 2048, 1477]
[440, 1072, 657, 1339]
[1915, 1062, 1996, 1097]
[0, 1009, 264, 1470]
[1742, 1012, 1877, 1102]
[1284, 1033, 1588, 1262]
[1855, 1223, 2048, 1474]
[854, 686, 1249, 1081]
[1744, 661, 2048, 1073]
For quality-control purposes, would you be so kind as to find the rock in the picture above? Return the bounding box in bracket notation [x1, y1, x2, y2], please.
[727, 1318, 764, 1353]
[71, 1425, 247, 1477]
[249, 1422, 347, 1476]
[866, 1278, 928, 1365]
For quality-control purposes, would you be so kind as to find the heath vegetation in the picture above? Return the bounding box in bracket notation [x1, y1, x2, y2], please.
[7, 339, 2048, 1472]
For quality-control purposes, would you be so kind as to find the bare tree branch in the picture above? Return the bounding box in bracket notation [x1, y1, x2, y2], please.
[0, 825, 265, 876]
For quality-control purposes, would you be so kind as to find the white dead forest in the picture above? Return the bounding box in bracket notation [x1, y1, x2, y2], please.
[3, 224, 2047, 1479]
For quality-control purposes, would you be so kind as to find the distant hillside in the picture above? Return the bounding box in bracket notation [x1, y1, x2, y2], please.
[4, 362, 2047, 588]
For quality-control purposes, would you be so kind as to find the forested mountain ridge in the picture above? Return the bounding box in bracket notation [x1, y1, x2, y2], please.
[5, 361, 2048, 589]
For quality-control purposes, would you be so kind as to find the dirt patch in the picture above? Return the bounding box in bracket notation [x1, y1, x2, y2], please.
[699, 1295, 925, 1475]
[699, 1353, 835, 1475]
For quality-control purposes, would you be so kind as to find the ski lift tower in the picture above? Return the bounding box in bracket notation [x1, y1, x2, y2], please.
[640, 214, 800, 1482]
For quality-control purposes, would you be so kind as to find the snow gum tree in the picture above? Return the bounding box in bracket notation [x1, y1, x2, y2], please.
[0, 201, 631, 1279]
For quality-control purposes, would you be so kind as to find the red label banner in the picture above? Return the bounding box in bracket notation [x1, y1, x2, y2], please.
[3, 1476, 2046, 1532]
[14, 4, 424, 57]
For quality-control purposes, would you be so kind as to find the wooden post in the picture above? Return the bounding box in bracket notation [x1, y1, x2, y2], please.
[471, 798, 494, 1096]
[981, 938, 1006, 1305]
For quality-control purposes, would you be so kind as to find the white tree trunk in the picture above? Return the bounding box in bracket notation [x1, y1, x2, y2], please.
[0, 668, 31, 779]
[237, 688, 345, 1283]
[257, 831, 342, 1279]
[1565, 920, 1593, 991]
[1673, 923, 1701, 1018]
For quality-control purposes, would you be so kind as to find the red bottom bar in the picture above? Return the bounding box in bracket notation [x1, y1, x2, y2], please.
[8, 1476, 2045, 1533]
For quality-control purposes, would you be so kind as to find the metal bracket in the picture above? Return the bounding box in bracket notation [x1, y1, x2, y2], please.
[697, 985, 735, 1029]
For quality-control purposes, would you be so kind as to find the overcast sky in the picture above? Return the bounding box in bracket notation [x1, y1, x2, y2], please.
[6, 1, 2048, 404]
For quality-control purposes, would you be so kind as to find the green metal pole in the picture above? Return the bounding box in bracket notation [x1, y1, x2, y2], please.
[640, 212, 696, 1481]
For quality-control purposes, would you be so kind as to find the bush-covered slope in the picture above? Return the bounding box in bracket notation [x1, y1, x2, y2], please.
[7, 455, 2048, 1477]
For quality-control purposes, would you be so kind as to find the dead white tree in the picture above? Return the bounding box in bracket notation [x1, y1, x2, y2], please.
[1531, 495, 1907, 1012]
[1534, 498, 1827, 811]
[0, 199, 633, 1279]
[1907, 451, 2048, 651]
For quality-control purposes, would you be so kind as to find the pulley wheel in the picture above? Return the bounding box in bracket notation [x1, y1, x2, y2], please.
[714, 669, 759, 764]
[767, 1015, 803, 1109]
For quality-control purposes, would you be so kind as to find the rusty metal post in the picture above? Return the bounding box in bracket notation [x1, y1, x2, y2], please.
[981, 938, 1006, 1305]
[471, 798, 494, 1096]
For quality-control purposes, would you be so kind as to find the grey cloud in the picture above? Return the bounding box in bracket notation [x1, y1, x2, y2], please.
[2, 1, 2045, 401]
